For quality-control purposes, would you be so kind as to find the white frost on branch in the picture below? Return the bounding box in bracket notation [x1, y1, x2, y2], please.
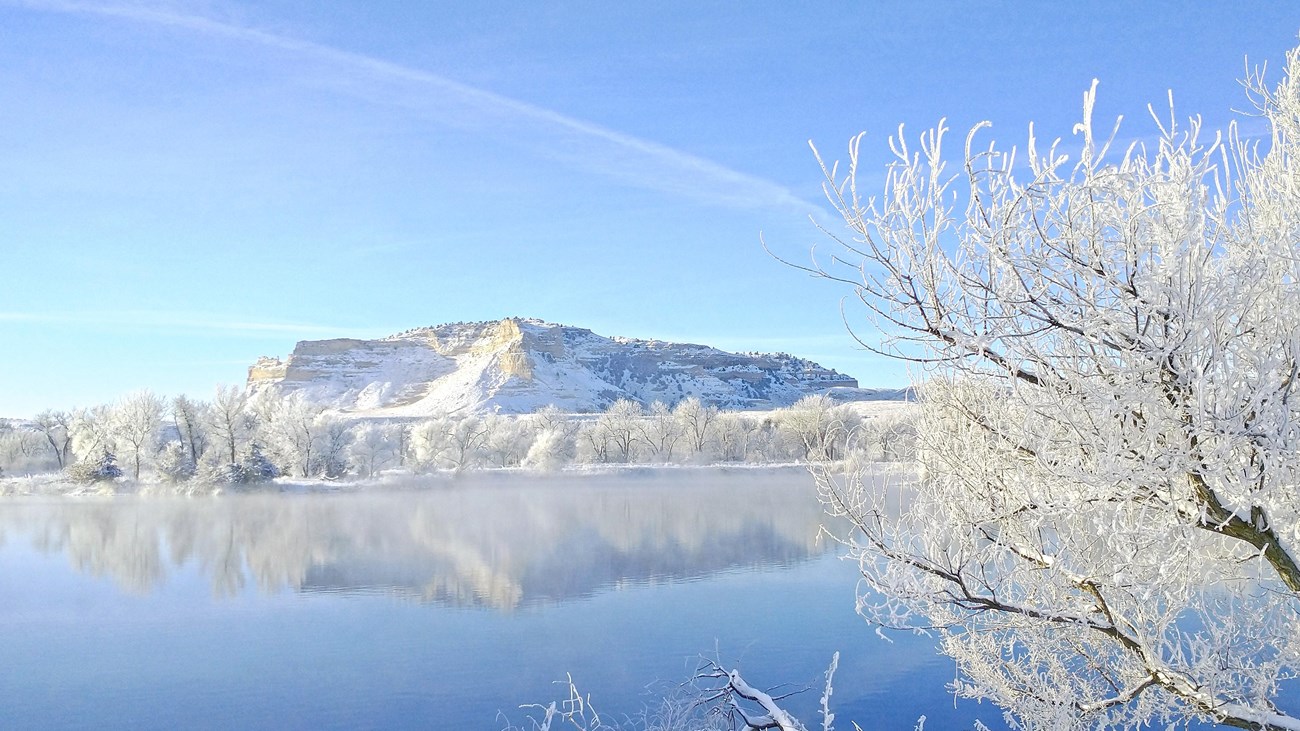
[794, 38, 1300, 731]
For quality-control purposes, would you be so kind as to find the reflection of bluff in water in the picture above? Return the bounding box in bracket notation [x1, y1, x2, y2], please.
[0, 470, 834, 610]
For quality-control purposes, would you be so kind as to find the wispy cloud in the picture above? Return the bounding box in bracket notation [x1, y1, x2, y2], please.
[9, 0, 821, 215]
[0, 310, 352, 338]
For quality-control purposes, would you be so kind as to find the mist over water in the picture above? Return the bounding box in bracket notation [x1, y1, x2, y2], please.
[0, 470, 834, 605]
[0, 469, 986, 729]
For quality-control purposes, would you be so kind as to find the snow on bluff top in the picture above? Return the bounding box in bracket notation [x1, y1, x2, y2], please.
[247, 317, 866, 415]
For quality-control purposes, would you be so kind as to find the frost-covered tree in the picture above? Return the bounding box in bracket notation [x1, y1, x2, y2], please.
[410, 416, 450, 471]
[207, 384, 251, 468]
[856, 409, 919, 463]
[673, 396, 719, 459]
[262, 391, 327, 477]
[30, 409, 73, 469]
[0, 423, 19, 472]
[777, 395, 857, 461]
[410, 413, 489, 472]
[575, 420, 611, 464]
[110, 390, 164, 480]
[531, 404, 574, 437]
[389, 421, 412, 469]
[442, 414, 489, 471]
[482, 414, 533, 468]
[0, 426, 47, 474]
[638, 401, 680, 462]
[315, 413, 353, 478]
[171, 395, 209, 466]
[592, 399, 643, 463]
[70, 404, 115, 462]
[879, 414, 917, 463]
[797, 47, 1300, 731]
[349, 422, 400, 478]
[715, 412, 760, 463]
[747, 418, 797, 463]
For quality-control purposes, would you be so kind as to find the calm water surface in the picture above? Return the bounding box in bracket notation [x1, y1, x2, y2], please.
[0, 469, 995, 729]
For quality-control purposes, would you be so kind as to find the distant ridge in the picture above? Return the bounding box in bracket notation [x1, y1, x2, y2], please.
[247, 317, 896, 415]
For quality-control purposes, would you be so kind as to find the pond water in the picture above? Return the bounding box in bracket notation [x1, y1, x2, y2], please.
[0, 469, 996, 730]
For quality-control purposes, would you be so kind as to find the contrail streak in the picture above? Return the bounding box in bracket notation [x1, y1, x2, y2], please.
[8, 0, 821, 214]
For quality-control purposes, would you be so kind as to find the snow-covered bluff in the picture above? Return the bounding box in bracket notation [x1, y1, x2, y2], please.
[246, 318, 881, 415]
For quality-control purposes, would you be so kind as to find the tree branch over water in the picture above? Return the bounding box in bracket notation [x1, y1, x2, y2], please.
[794, 42, 1300, 731]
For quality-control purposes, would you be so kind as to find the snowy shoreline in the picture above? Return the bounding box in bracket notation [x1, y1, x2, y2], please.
[0, 461, 857, 498]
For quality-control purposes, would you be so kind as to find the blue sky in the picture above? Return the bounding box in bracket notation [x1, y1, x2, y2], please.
[3, 1, 1299, 416]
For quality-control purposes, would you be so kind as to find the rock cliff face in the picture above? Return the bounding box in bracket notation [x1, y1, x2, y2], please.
[247, 318, 871, 415]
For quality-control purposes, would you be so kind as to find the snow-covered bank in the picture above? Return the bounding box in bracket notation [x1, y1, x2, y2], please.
[0, 461, 913, 498]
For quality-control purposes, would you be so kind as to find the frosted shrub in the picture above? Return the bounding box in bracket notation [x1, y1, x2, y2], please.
[240, 446, 279, 483]
[524, 427, 570, 472]
[155, 441, 196, 484]
[196, 445, 278, 486]
[65, 449, 123, 485]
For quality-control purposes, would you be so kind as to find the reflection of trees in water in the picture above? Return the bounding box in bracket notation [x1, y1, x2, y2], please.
[17, 498, 335, 596]
[0, 471, 834, 609]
